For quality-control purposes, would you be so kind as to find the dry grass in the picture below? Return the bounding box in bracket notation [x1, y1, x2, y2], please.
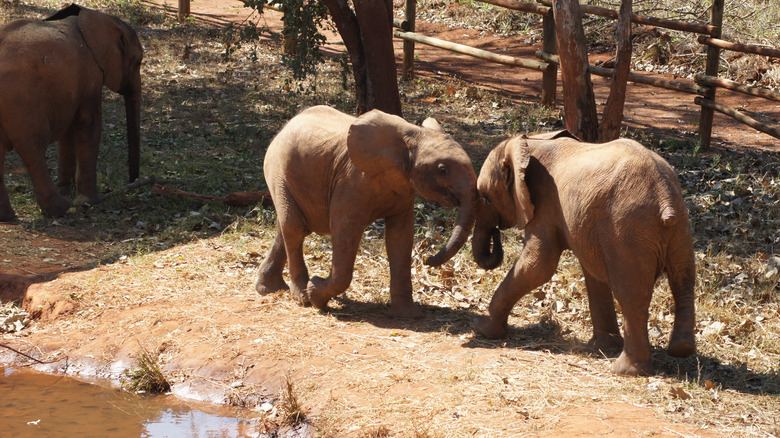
[123, 345, 172, 394]
[1, 0, 779, 437]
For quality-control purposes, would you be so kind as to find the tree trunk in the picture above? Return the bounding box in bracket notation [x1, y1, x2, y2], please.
[551, 0, 598, 142]
[598, 0, 633, 142]
[323, 0, 402, 116]
[322, 0, 369, 113]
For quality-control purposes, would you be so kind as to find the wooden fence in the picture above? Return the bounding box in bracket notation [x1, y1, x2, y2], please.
[172, 0, 779, 148]
[394, 0, 780, 149]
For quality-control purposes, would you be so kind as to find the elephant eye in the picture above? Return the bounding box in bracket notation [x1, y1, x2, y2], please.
[437, 163, 448, 176]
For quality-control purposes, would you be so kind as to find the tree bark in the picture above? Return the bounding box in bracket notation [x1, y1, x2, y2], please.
[324, 0, 402, 116]
[551, 0, 598, 142]
[598, 0, 633, 142]
[322, 0, 369, 113]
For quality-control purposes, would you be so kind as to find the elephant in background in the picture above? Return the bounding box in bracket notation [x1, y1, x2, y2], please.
[471, 130, 696, 376]
[0, 4, 143, 221]
[256, 105, 478, 318]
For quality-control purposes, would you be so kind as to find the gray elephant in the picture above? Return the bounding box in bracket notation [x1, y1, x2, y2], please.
[256, 105, 478, 317]
[0, 4, 143, 221]
[471, 130, 696, 376]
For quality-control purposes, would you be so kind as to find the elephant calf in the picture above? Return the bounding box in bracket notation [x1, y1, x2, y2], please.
[471, 130, 696, 376]
[256, 106, 477, 317]
[0, 5, 142, 221]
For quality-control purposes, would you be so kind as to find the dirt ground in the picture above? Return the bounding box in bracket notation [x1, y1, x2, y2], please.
[2, 1, 778, 436]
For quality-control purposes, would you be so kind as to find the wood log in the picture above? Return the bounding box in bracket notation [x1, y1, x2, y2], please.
[695, 74, 780, 102]
[695, 97, 780, 140]
[393, 30, 551, 71]
[698, 36, 780, 59]
[698, 0, 725, 151]
[479, 0, 550, 15]
[151, 185, 274, 208]
[536, 52, 706, 99]
[536, 0, 716, 35]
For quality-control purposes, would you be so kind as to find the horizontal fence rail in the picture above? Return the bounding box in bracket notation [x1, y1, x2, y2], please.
[393, 30, 552, 72]
[535, 51, 708, 95]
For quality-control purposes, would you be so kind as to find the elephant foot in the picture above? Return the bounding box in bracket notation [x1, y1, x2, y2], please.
[307, 276, 333, 310]
[289, 284, 312, 307]
[667, 333, 696, 358]
[73, 193, 100, 207]
[255, 271, 289, 295]
[473, 315, 508, 339]
[587, 332, 624, 354]
[610, 351, 652, 376]
[41, 194, 72, 218]
[387, 301, 423, 319]
[0, 208, 17, 223]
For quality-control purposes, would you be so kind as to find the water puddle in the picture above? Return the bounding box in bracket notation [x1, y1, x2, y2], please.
[1, 366, 261, 437]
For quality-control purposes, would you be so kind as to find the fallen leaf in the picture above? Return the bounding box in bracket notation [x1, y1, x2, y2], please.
[669, 387, 691, 400]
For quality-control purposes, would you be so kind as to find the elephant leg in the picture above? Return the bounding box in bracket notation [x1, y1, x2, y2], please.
[280, 217, 311, 306]
[14, 140, 71, 217]
[384, 209, 421, 318]
[255, 226, 289, 294]
[474, 233, 562, 339]
[0, 147, 16, 222]
[73, 102, 102, 205]
[609, 269, 654, 376]
[307, 220, 362, 311]
[57, 134, 76, 197]
[583, 270, 623, 353]
[666, 241, 696, 358]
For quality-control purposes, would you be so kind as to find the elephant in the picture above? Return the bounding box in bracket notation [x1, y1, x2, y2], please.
[255, 105, 478, 317]
[0, 4, 143, 221]
[471, 130, 696, 376]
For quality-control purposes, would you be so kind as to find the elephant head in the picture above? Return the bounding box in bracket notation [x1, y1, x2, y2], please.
[471, 136, 534, 270]
[472, 130, 575, 270]
[347, 110, 478, 267]
[46, 4, 144, 182]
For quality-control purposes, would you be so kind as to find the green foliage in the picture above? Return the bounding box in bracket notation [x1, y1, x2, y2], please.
[240, 0, 329, 80]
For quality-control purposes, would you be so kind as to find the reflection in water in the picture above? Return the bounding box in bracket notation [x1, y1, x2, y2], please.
[1, 367, 261, 437]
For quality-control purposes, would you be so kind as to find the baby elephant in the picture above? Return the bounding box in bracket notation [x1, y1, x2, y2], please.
[471, 130, 696, 376]
[256, 106, 477, 317]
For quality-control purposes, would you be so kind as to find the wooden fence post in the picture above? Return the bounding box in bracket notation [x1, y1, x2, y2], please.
[698, 0, 724, 151]
[402, 0, 417, 81]
[541, 10, 558, 107]
[178, 0, 190, 22]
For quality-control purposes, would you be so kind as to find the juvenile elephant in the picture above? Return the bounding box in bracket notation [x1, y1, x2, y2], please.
[0, 4, 143, 221]
[256, 106, 478, 317]
[471, 131, 696, 376]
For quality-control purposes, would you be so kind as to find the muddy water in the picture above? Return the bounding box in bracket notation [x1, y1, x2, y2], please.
[1, 367, 260, 437]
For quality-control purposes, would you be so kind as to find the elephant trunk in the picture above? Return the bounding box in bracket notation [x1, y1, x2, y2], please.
[472, 225, 503, 270]
[123, 79, 141, 182]
[425, 190, 477, 267]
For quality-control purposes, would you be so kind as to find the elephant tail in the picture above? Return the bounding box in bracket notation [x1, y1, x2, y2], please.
[660, 203, 678, 227]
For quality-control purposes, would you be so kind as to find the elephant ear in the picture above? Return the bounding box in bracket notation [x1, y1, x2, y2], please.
[421, 117, 444, 133]
[503, 137, 535, 229]
[77, 8, 130, 93]
[347, 109, 417, 185]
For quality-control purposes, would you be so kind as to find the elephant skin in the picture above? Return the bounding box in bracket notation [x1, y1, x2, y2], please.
[0, 4, 143, 221]
[256, 105, 477, 318]
[471, 131, 696, 376]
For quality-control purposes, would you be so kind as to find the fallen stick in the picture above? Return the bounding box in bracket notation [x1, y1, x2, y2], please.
[151, 184, 274, 208]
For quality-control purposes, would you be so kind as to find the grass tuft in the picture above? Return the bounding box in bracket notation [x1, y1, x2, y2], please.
[123, 346, 171, 394]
